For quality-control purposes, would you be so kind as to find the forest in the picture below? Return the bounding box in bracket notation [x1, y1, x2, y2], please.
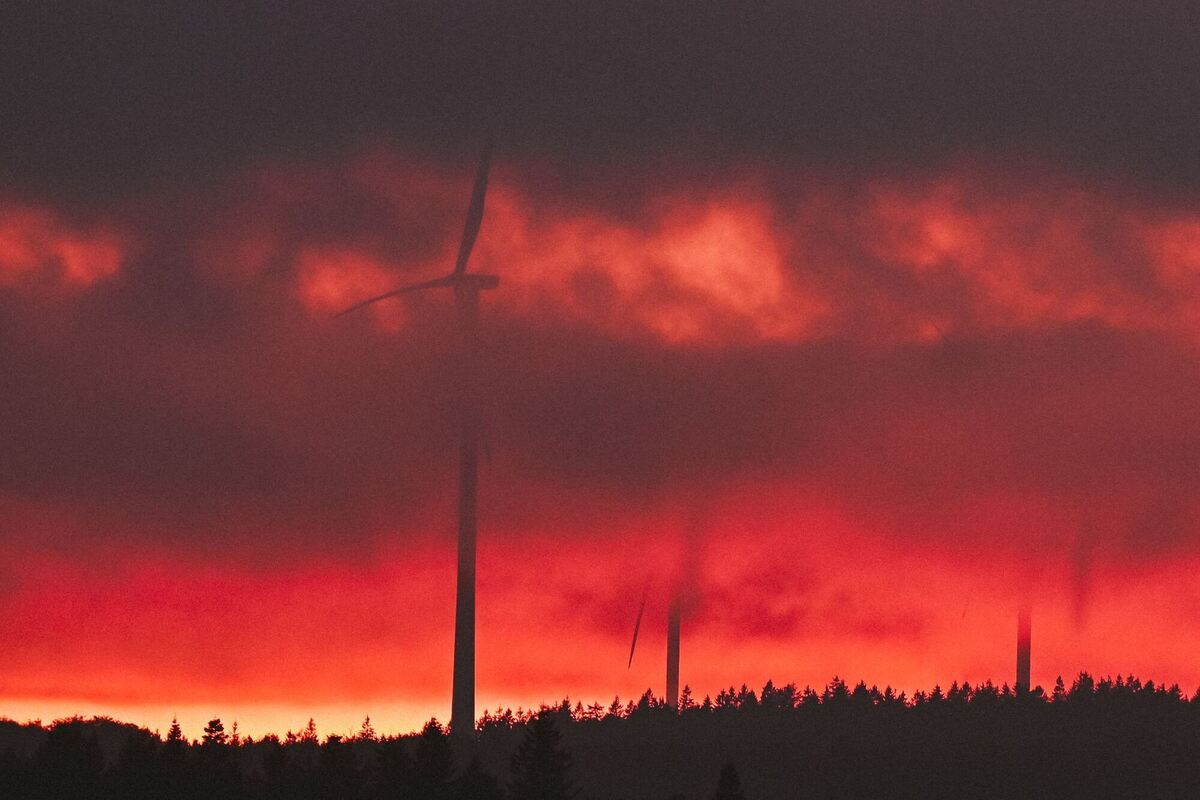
[3, 674, 1199, 799]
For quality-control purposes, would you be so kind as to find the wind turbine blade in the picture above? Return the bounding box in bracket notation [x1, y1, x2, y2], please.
[452, 136, 494, 276]
[627, 585, 648, 669]
[335, 274, 457, 317]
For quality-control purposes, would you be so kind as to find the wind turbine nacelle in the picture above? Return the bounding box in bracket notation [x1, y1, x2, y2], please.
[459, 273, 500, 290]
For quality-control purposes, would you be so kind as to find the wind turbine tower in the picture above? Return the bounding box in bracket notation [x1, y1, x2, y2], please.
[666, 589, 681, 708]
[340, 137, 497, 739]
[1016, 602, 1032, 694]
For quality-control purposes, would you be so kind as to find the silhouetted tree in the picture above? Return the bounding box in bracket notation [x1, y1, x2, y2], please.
[36, 721, 103, 800]
[165, 717, 185, 747]
[509, 713, 575, 800]
[159, 717, 193, 800]
[377, 735, 414, 798]
[456, 756, 506, 800]
[202, 717, 228, 747]
[258, 734, 289, 800]
[712, 762, 746, 800]
[16, 674, 1200, 799]
[109, 728, 163, 800]
[760, 680, 797, 711]
[356, 716, 377, 741]
[413, 719, 455, 800]
[197, 717, 240, 798]
[0, 749, 33, 798]
[317, 734, 364, 800]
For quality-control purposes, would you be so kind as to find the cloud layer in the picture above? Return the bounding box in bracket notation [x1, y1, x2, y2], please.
[4, 2, 1200, 734]
[3, 3, 1200, 198]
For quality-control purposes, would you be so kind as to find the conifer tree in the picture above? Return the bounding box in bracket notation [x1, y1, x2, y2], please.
[165, 717, 185, 746]
[199, 717, 238, 797]
[712, 762, 746, 800]
[456, 756, 506, 800]
[509, 713, 575, 800]
[201, 718, 227, 747]
[112, 729, 162, 800]
[414, 719, 455, 800]
[378, 735, 414, 797]
[159, 717, 190, 797]
[356, 716, 377, 741]
[38, 722, 104, 799]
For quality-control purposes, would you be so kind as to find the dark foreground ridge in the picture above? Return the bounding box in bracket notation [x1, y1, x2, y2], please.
[4, 674, 1199, 799]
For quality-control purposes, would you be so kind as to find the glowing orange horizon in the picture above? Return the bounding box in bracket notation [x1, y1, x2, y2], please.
[5, 488, 1200, 738]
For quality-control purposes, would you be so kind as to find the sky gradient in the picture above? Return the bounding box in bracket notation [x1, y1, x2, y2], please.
[3, 3, 1200, 737]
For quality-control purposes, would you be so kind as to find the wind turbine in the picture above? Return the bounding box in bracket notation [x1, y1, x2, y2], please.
[339, 137, 497, 739]
[627, 581, 684, 709]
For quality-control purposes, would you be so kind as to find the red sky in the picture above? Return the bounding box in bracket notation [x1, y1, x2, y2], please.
[5, 149, 1200, 737]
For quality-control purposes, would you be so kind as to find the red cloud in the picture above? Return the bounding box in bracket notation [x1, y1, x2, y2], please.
[192, 156, 1200, 347]
[0, 202, 127, 288]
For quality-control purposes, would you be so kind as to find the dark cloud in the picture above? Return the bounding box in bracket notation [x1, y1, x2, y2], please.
[3, 2, 1200, 202]
[6, 274, 1200, 564]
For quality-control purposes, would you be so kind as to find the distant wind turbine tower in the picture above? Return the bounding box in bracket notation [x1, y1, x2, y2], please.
[339, 136, 497, 739]
[666, 590, 681, 708]
[627, 581, 684, 709]
[1016, 602, 1032, 693]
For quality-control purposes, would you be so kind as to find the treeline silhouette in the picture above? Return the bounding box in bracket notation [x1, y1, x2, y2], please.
[4, 673, 1200, 798]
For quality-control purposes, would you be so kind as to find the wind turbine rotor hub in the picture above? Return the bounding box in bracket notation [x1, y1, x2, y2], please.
[456, 273, 500, 290]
